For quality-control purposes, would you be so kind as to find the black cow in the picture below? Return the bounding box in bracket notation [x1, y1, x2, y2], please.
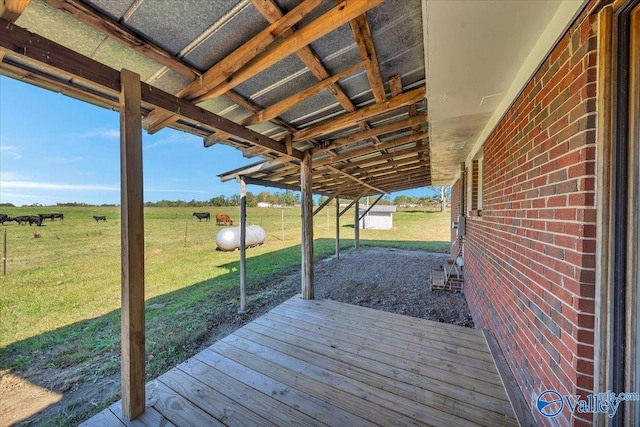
[193, 212, 211, 222]
[0, 214, 8, 225]
[93, 215, 107, 222]
[28, 215, 42, 226]
[12, 215, 30, 225]
[52, 213, 64, 220]
[39, 213, 55, 221]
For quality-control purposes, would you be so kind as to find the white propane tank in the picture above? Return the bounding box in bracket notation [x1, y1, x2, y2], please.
[216, 225, 266, 251]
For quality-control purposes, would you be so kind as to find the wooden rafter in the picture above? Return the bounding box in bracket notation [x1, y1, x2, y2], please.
[194, 0, 384, 102]
[324, 165, 386, 194]
[144, 0, 326, 133]
[43, 0, 198, 80]
[1, 0, 30, 23]
[338, 145, 430, 171]
[349, 14, 386, 103]
[0, 19, 302, 160]
[317, 114, 426, 153]
[251, 0, 379, 142]
[313, 181, 350, 216]
[313, 130, 429, 167]
[293, 87, 425, 142]
[240, 61, 367, 126]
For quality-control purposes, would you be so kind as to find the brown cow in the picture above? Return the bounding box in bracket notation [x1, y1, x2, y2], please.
[215, 213, 233, 226]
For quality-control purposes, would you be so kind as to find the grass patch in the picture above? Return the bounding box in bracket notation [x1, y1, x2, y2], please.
[0, 205, 450, 425]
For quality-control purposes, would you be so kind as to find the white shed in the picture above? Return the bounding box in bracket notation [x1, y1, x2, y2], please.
[358, 205, 397, 230]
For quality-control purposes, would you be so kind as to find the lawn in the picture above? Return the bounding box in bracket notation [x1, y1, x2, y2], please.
[0, 205, 450, 425]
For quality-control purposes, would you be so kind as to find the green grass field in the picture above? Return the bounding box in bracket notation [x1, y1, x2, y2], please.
[0, 205, 450, 425]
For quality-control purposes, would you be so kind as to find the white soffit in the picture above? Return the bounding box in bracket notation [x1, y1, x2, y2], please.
[423, 0, 588, 185]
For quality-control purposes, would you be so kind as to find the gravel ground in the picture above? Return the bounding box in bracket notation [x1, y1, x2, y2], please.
[302, 247, 474, 327]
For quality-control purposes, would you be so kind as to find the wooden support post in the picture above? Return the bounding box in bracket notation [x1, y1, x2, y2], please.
[300, 150, 314, 299]
[354, 198, 360, 250]
[335, 197, 340, 260]
[239, 176, 247, 313]
[119, 68, 145, 421]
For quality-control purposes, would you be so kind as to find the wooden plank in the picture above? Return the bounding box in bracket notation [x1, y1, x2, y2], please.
[240, 61, 366, 126]
[196, 0, 385, 102]
[313, 130, 429, 167]
[212, 339, 430, 427]
[335, 197, 340, 259]
[287, 296, 483, 339]
[317, 115, 426, 153]
[354, 198, 360, 249]
[235, 324, 516, 425]
[119, 68, 145, 421]
[259, 310, 502, 387]
[175, 358, 327, 427]
[300, 150, 314, 299]
[195, 348, 375, 427]
[250, 312, 507, 394]
[78, 408, 128, 427]
[313, 181, 349, 216]
[43, 0, 198, 80]
[239, 176, 247, 313]
[323, 165, 385, 194]
[0, 21, 302, 160]
[484, 331, 536, 427]
[159, 367, 278, 426]
[270, 304, 497, 366]
[293, 87, 425, 142]
[349, 14, 386, 103]
[358, 194, 383, 221]
[151, 379, 225, 426]
[109, 401, 177, 427]
[144, 0, 325, 132]
[1, 0, 30, 22]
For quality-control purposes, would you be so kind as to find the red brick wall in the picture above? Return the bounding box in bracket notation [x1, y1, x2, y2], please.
[458, 5, 598, 426]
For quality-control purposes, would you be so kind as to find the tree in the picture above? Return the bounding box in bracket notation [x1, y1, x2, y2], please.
[433, 186, 451, 212]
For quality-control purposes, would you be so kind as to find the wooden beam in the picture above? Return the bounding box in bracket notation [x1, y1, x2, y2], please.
[1, 0, 30, 22]
[251, 0, 360, 115]
[349, 14, 386, 103]
[358, 194, 384, 221]
[195, 0, 385, 102]
[314, 130, 429, 167]
[324, 165, 386, 194]
[0, 20, 303, 160]
[335, 197, 340, 260]
[240, 61, 366, 126]
[354, 199, 360, 249]
[144, 0, 325, 132]
[317, 115, 426, 153]
[44, 0, 198, 80]
[239, 176, 247, 313]
[300, 150, 314, 300]
[339, 145, 430, 171]
[293, 87, 425, 142]
[119, 68, 145, 421]
[313, 181, 349, 216]
[244, 176, 300, 192]
[389, 74, 403, 96]
[339, 192, 366, 217]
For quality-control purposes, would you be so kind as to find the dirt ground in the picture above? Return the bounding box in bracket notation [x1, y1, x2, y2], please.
[5, 247, 474, 426]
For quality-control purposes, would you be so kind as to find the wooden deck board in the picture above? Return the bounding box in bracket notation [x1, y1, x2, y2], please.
[85, 296, 520, 426]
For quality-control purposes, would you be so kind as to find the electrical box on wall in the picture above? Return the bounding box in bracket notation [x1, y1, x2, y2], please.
[456, 215, 466, 237]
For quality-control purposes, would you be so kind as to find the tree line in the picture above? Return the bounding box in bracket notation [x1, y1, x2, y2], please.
[144, 190, 301, 208]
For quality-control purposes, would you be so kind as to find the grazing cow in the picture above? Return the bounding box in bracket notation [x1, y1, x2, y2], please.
[13, 215, 30, 225]
[93, 215, 107, 222]
[193, 212, 211, 222]
[0, 214, 8, 224]
[215, 213, 233, 226]
[28, 215, 42, 226]
[39, 213, 55, 221]
[52, 213, 64, 220]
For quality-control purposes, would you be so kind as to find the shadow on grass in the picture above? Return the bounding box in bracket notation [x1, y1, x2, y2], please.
[0, 238, 448, 426]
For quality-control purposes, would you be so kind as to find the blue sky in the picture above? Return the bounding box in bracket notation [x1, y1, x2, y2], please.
[0, 76, 433, 206]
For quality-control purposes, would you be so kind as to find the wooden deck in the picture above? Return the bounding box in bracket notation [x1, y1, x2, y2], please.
[82, 296, 519, 426]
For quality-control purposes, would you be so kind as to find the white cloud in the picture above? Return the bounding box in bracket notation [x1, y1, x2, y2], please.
[1, 181, 118, 191]
[0, 145, 22, 159]
[44, 156, 84, 165]
[77, 129, 120, 138]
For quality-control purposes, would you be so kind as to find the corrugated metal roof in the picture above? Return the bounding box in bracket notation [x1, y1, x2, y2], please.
[1, 0, 430, 197]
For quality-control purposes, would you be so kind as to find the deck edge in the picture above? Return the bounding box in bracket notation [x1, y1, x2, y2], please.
[482, 329, 537, 427]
